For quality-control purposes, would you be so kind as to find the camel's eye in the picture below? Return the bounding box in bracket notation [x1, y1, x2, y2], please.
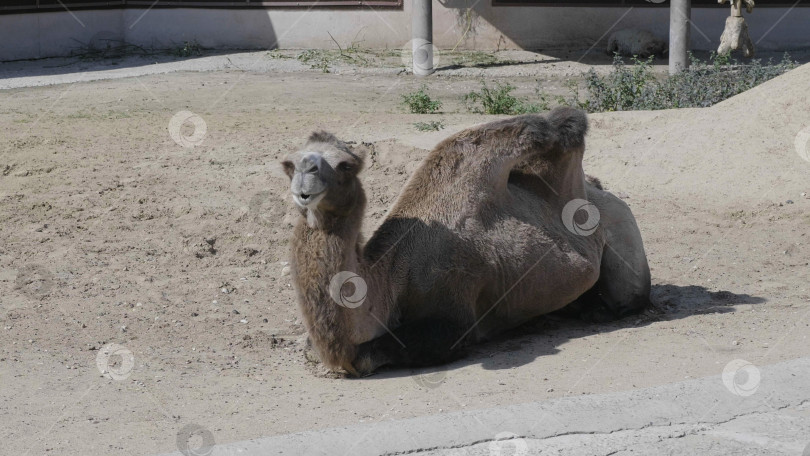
[337, 162, 355, 173]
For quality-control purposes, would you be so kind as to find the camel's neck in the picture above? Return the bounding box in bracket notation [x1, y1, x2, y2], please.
[541, 149, 588, 203]
[289, 190, 367, 373]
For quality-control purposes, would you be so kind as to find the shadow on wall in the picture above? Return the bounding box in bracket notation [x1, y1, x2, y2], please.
[435, 0, 810, 57]
[0, 7, 277, 65]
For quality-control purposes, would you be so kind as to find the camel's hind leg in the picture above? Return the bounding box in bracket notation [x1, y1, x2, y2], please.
[578, 185, 651, 320]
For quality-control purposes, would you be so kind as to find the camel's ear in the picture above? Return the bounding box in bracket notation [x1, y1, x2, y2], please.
[281, 160, 295, 179]
[347, 143, 371, 171]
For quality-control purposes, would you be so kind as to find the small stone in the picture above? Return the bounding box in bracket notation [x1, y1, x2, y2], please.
[240, 319, 248, 324]
[281, 266, 291, 276]
[232, 309, 240, 315]
[732, 340, 739, 346]
[786, 200, 794, 204]
[546, 388, 554, 393]
[221, 287, 229, 294]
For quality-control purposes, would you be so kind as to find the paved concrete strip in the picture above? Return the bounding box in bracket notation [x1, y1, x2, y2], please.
[157, 357, 810, 456]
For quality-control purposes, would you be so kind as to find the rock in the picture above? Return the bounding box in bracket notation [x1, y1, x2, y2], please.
[732, 340, 739, 346]
[281, 266, 291, 276]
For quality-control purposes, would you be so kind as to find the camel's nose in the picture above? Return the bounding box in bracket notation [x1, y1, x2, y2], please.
[299, 153, 321, 174]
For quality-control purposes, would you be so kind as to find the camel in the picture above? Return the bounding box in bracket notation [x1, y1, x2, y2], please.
[281, 107, 651, 377]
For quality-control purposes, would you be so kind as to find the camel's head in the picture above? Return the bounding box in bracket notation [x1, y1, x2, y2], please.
[281, 131, 366, 222]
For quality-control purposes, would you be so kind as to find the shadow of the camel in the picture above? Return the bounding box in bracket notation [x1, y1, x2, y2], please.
[365, 284, 765, 381]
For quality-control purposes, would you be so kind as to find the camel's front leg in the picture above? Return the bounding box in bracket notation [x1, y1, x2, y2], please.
[351, 318, 468, 377]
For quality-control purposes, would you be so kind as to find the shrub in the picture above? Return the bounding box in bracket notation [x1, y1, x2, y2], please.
[401, 85, 442, 114]
[561, 53, 798, 112]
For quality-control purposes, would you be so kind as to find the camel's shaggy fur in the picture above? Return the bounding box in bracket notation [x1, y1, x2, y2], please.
[282, 108, 651, 376]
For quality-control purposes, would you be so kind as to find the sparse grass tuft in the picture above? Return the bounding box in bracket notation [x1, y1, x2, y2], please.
[402, 85, 442, 114]
[463, 81, 548, 115]
[413, 120, 445, 132]
[176, 40, 203, 57]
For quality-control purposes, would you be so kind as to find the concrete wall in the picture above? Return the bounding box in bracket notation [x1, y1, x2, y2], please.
[1, 4, 808, 61]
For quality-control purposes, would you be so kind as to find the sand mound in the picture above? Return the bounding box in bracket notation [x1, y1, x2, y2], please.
[584, 63, 810, 207]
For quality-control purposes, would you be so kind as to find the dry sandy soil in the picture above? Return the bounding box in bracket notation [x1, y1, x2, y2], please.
[1, 55, 809, 456]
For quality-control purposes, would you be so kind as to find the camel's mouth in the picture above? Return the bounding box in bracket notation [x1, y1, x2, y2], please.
[293, 191, 325, 209]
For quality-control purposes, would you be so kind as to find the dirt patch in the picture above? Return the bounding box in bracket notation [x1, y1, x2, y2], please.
[1, 62, 809, 456]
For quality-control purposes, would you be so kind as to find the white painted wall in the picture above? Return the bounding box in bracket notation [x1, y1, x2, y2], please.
[0, 4, 808, 61]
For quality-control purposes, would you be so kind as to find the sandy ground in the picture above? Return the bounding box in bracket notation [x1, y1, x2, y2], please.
[1, 53, 809, 456]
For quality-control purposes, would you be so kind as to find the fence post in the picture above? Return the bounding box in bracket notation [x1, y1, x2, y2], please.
[669, 0, 692, 74]
[412, 0, 434, 76]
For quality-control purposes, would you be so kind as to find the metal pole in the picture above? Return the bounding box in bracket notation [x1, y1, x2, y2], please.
[412, 0, 434, 76]
[669, 0, 691, 74]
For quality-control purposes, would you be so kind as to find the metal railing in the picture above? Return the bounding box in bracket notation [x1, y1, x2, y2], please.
[0, 0, 403, 13]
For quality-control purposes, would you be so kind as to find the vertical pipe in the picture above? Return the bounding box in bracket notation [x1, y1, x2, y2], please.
[669, 0, 691, 74]
[412, 0, 434, 76]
